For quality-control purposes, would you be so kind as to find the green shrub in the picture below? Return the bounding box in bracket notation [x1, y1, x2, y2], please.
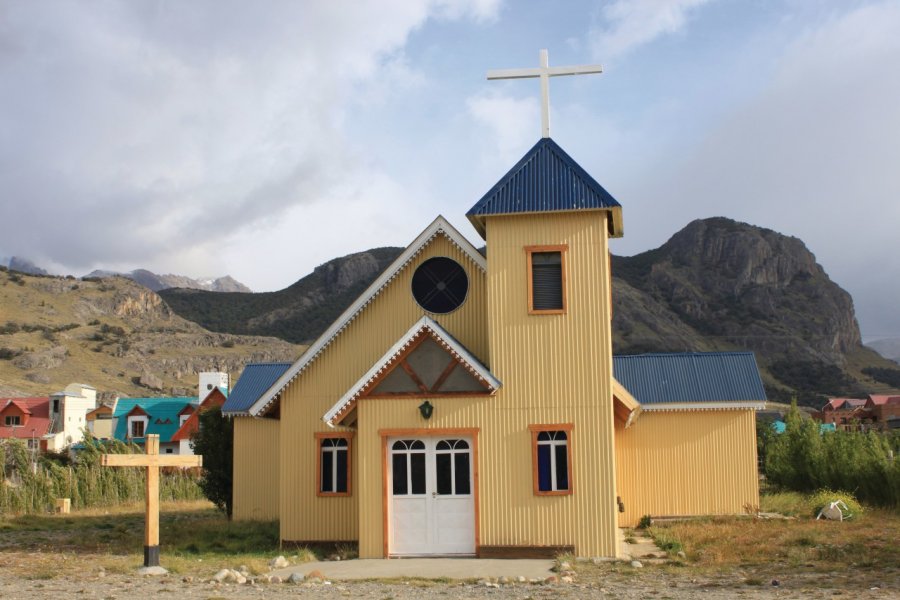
[637, 514, 652, 529]
[808, 489, 863, 519]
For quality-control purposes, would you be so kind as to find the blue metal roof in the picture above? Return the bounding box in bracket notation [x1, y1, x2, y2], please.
[466, 137, 623, 238]
[613, 352, 767, 405]
[112, 397, 197, 443]
[222, 363, 292, 414]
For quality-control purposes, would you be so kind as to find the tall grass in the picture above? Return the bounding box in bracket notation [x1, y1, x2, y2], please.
[0, 433, 203, 515]
[764, 402, 900, 507]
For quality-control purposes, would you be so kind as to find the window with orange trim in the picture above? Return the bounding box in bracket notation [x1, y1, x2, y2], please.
[525, 245, 568, 314]
[316, 432, 353, 496]
[528, 424, 573, 495]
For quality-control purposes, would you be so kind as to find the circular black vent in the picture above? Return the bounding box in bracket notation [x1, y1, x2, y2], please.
[411, 257, 469, 314]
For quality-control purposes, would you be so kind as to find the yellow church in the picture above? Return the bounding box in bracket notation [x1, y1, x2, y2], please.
[223, 55, 765, 558]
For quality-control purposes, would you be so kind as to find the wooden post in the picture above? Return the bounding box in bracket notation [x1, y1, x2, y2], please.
[101, 434, 202, 569]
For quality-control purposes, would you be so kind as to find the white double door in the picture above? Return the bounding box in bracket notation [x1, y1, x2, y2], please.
[388, 436, 475, 556]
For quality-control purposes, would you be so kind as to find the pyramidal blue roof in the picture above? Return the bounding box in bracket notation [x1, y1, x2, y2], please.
[613, 352, 767, 406]
[222, 363, 292, 415]
[466, 137, 623, 238]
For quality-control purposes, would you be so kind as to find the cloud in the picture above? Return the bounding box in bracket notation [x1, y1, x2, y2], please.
[466, 91, 540, 167]
[0, 0, 500, 280]
[590, 0, 717, 59]
[624, 1, 900, 337]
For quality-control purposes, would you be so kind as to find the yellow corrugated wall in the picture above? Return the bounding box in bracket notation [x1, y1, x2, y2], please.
[232, 417, 280, 521]
[278, 234, 488, 544]
[614, 410, 759, 527]
[477, 211, 619, 558]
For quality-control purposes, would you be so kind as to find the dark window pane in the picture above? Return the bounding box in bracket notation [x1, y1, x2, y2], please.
[410, 440, 425, 450]
[411, 257, 469, 314]
[555, 443, 569, 491]
[537, 444, 552, 492]
[436, 453, 452, 495]
[455, 452, 470, 495]
[437, 440, 451, 451]
[455, 440, 469, 450]
[392, 454, 408, 495]
[537, 431, 551, 441]
[556, 431, 567, 441]
[336, 438, 348, 448]
[532, 252, 563, 310]
[322, 449, 334, 492]
[410, 452, 426, 494]
[336, 449, 348, 493]
[392, 440, 406, 451]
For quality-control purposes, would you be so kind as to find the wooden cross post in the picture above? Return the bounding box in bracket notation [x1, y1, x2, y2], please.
[487, 48, 603, 138]
[101, 434, 202, 568]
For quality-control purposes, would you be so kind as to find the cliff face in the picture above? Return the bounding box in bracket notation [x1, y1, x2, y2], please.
[613, 218, 861, 364]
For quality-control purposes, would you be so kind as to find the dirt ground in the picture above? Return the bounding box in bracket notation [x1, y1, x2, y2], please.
[0, 556, 897, 600]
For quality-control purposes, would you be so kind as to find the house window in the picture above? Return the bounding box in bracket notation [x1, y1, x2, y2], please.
[528, 424, 574, 495]
[317, 433, 353, 496]
[526, 245, 567, 314]
[4, 415, 21, 426]
[165, 448, 173, 454]
[131, 419, 145, 438]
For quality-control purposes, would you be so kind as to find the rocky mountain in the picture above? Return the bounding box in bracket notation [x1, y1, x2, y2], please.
[0, 266, 301, 398]
[5, 256, 49, 276]
[85, 269, 252, 293]
[159, 218, 900, 408]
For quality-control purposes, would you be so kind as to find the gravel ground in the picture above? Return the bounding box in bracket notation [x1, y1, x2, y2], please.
[1, 565, 897, 599]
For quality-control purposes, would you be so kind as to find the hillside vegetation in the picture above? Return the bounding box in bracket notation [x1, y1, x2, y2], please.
[0, 267, 302, 398]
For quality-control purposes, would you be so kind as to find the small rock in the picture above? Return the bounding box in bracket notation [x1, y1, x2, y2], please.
[630, 560, 643, 568]
[517, 576, 526, 583]
[212, 569, 230, 583]
[545, 575, 559, 584]
[269, 555, 290, 569]
[771, 579, 780, 587]
[182, 576, 193, 583]
[239, 565, 249, 575]
[307, 569, 326, 580]
[561, 576, 574, 584]
[498, 576, 509, 585]
[558, 561, 572, 572]
[270, 575, 282, 584]
[677, 551, 686, 559]
[288, 573, 305, 584]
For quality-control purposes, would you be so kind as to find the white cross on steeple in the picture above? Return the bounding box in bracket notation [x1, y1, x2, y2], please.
[487, 49, 603, 138]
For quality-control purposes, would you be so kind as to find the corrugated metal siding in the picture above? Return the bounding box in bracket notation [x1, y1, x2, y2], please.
[613, 353, 767, 405]
[614, 410, 759, 527]
[279, 235, 488, 545]
[479, 212, 619, 558]
[233, 417, 280, 521]
[466, 138, 621, 237]
[223, 363, 292, 414]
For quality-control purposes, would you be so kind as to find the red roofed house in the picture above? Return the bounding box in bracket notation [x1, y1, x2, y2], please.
[170, 387, 227, 454]
[0, 397, 52, 450]
[817, 395, 900, 431]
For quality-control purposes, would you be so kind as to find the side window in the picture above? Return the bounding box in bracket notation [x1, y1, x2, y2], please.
[130, 419, 145, 438]
[525, 245, 567, 314]
[317, 433, 353, 496]
[528, 424, 573, 495]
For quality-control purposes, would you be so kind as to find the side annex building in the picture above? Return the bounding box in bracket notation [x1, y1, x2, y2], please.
[224, 137, 765, 558]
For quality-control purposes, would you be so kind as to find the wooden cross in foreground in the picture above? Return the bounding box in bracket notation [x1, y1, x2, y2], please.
[487, 49, 603, 138]
[102, 434, 202, 568]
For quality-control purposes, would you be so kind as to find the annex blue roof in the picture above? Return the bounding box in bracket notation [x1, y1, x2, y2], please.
[112, 397, 197, 443]
[466, 137, 623, 238]
[613, 352, 767, 406]
[222, 363, 292, 415]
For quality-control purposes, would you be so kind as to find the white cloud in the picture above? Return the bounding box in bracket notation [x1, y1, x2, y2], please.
[590, 0, 717, 59]
[0, 0, 500, 282]
[466, 91, 540, 167]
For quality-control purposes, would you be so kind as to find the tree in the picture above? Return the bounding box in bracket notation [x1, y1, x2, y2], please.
[190, 406, 233, 518]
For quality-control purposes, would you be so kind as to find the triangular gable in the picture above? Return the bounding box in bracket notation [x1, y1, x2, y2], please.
[171, 388, 227, 441]
[323, 315, 501, 426]
[612, 378, 641, 429]
[466, 137, 623, 239]
[2, 400, 32, 416]
[126, 405, 149, 418]
[178, 403, 197, 417]
[248, 216, 487, 418]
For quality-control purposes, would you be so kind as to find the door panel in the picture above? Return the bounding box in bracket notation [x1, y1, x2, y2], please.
[388, 436, 475, 556]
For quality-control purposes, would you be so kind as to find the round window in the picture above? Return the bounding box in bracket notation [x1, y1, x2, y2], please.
[411, 257, 469, 314]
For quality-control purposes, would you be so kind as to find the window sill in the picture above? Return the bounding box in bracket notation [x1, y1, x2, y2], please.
[316, 491, 352, 498]
[534, 490, 573, 497]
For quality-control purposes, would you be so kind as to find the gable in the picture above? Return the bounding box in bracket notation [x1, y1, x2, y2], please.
[247, 216, 488, 418]
[171, 389, 227, 441]
[324, 316, 500, 426]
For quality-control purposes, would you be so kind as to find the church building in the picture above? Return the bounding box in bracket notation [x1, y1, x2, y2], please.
[224, 53, 765, 558]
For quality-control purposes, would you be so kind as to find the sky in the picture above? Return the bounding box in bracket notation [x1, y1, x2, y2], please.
[1, 0, 898, 342]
